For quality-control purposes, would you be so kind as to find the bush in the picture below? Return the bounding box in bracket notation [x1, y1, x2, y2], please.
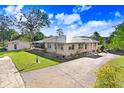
[0, 48, 7, 52]
[94, 64, 120, 88]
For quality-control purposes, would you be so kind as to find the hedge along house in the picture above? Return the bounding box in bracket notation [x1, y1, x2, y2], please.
[6, 40, 31, 51]
[32, 36, 99, 59]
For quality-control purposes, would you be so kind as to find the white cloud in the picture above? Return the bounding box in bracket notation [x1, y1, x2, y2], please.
[115, 11, 121, 17]
[41, 26, 58, 36]
[41, 19, 122, 39]
[4, 5, 25, 22]
[73, 5, 92, 13]
[55, 13, 81, 25]
[16, 12, 27, 22]
[49, 13, 54, 19]
[40, 9, 46, 13]
[4, 5, 24, 16]
[66, 19, 123, 42]
[67, 24, 79, 29]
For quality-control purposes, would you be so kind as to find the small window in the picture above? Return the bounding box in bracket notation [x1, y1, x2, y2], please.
[72, 44, 74, 50]
[69, 46, 71, 50]
[61, 46, 63, 50]
[85, 44, 87, 49]
[14, 44, 17, 49]
[68, 44, 75, 50]
[58, 44, 64, 50]
[48, 43, 51, 48]
[55, 44, 57, 50]
[78, 44, 80, 49]
[78, 44, 83, 49]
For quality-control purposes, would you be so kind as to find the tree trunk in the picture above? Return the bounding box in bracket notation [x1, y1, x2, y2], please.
[1, 28, 5, 48]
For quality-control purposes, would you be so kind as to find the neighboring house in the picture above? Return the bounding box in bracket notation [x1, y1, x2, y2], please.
[6, 40, 31, 51]
[32, 36, 99, 59]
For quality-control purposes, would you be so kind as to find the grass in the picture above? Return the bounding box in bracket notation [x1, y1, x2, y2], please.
[94, 56, 124, 88]
[0, 50, 60, 72]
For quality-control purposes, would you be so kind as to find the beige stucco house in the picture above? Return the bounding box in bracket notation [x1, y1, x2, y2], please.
[33, 36, 99, 59]
[6, 40, 31, 51]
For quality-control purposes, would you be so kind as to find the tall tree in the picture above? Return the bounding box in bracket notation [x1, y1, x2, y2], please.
[17, 8, 50, 41]
[56, 28, 64, 36]
[92, 32, 101, 41]
[91, 31, 104, 44]
[0, 15, 12, 48]
[108, 22, 124, 50]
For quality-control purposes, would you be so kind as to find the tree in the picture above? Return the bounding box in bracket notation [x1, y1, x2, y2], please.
[0, 15, 13, 48]
[6, 29, 19, 41]
[92, 32, 101, 41]
[34, 32, 45, 41]
[92, 32, 104, 44]
[17, 8, 50, 41]
[56, 28, 64, 36]
[108, 22, 124, 50]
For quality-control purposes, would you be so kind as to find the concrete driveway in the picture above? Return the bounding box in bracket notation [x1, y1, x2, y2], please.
[0, 57, 25, 88]
[22, 53, 119, 88]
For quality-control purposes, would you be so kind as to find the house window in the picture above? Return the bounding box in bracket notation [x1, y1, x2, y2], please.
[57, 44, 64, 50]
[72, 44, 74, 50]
[84, 44, 87, 49]
[14, 44, 17, 50]
[68, 44, 75, 50]
[69, 46, 71, 50]
[55, 44, 57, 50]
[47, 43, 51, 48]
[61, 46, 63, 50]
[78, 44, 83, 49]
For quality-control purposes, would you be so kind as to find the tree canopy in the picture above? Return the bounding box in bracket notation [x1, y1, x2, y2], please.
[0, 15, 13, 47]
[17, 8, 50, 41]
[108, 22, 124, 50]
[91, 31, 104, 44]
[34, 32, 45, 41]
[56, 28, 64, 36]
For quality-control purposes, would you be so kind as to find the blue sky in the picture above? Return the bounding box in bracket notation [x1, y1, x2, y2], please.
[0, 5, 124, 37]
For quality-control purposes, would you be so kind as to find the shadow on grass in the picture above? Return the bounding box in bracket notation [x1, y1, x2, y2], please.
[109, 49, 124, 56]
[0, 49, 27, 55]
[25, 50, 63, 63]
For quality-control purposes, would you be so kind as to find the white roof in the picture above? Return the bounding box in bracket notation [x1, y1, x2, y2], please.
[33, 36, 99, 44]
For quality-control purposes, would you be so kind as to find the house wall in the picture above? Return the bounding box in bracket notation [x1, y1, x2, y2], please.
[45, 43, 56, 53]
[7, 42, 31, 51]
[56, 43, 97, 56]
[45, 43, 98, 57]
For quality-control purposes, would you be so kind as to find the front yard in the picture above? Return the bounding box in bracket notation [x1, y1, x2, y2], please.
[0, 51, 60, 72]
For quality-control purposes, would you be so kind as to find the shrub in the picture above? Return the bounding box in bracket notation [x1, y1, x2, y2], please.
[0, 48, 7, 52]
[94, 64, 120, 88]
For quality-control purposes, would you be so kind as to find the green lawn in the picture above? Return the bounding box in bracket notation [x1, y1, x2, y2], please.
[94, 56, 124, 88]
[0, 51, 60, 72]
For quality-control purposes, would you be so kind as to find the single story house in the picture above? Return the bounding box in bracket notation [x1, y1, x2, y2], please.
[32, 36, 99, 59]
[6, 40, 31, 51]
